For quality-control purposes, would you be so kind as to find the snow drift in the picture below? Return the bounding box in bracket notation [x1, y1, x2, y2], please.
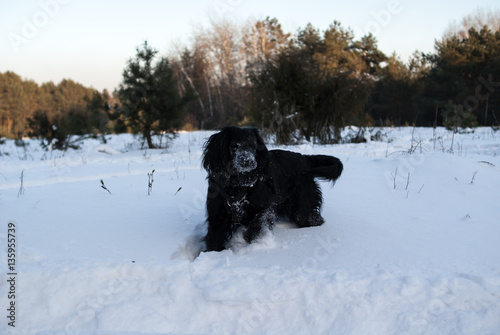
[1, 128, 499, 334]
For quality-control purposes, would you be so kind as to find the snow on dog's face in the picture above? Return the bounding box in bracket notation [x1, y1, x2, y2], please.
[230, 140, 258, 174]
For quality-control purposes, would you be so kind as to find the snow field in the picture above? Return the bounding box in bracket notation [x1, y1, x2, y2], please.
[0, 127, 499, 334]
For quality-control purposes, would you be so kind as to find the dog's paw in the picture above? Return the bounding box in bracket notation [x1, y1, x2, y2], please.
[170, 223, 207, 261]
[305, 212, 325, 227]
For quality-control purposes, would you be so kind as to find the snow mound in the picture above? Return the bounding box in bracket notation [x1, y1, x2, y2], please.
[171, 223, 207, 261]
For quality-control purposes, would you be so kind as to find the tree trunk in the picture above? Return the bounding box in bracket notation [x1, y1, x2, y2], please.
[144, 126, 155, 149]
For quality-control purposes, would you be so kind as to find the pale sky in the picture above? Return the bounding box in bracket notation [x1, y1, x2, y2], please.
[1, 0, 499, 91]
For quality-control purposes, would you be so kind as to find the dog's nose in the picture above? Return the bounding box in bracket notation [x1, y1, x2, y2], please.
[235, 150, 257, 172]
[240, 157, 254, 167]
[239, 152, 256, 166]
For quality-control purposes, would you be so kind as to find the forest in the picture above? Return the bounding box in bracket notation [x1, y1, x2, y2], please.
[1, 9, 499, 147]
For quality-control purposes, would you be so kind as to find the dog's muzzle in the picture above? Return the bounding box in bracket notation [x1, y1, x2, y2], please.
[234, 150, 257, 173]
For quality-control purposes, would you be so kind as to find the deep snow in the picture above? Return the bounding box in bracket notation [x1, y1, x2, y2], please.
[1, 127, 499, 335]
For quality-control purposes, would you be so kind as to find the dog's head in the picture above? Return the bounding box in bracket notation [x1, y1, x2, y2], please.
[202, 127, 269, 179]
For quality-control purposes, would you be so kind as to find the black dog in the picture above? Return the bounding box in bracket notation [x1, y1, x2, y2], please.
[202, 127, 343, 251]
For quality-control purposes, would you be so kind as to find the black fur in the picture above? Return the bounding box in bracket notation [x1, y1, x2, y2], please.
[202, 126, 343, 251]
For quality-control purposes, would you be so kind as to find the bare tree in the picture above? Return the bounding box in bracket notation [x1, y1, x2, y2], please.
[444, 7, 500, 39]
[168, 17, 295, 130]
[172, 17, 249, 128]
[242, 17, 291, 65]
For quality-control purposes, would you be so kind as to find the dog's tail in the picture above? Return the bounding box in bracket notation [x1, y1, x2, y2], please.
[306, 155, 343, 183]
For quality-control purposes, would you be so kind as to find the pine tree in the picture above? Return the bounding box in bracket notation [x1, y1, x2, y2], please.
[118, 41, 190, 148]
[370, 53, 416, 125]
[425, 26, 500, 126]
[249, 21, 386, 144]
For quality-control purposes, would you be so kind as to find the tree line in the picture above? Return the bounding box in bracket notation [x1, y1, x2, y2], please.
[1, 9, 499, 147]
[0, 72, 116, 148]
[172, 12, 500, 144]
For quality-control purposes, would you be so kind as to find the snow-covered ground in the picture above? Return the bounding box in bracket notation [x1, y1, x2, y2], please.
[1, 127, 499, 335]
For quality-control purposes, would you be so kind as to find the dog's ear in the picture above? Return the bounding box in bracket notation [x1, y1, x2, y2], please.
[253, 128, 269, 170]
[202, 129, 230, 175]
